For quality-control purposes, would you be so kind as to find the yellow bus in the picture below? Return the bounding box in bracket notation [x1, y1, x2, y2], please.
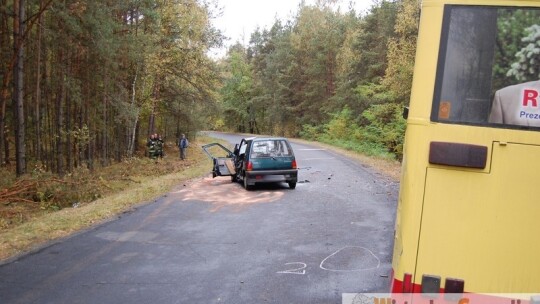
[391, 0, 540, 295]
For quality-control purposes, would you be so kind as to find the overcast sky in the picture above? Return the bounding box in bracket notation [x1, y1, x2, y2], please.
[209, 0, 374, 57]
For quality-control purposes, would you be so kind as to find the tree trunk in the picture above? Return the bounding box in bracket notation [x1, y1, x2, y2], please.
[148, 83, 159, 137]
[13, 0, 26, 176]
[34, 0, 43, 162]
[55, 47, 66, 176]
[115, 114, 122, 163]
[134, 119, 140, 155]
[0, 94, 6, 166]
[0, 0, 9, 166]
[102, 92, 108, 166]
[34, 0, 43, 161]
[148, 113, 155, 137]
[86, 106, 94, 171]
[175, 116, 180, 141]
[66, 53, 72, 173]
[128, 72, 138, 157]
[82, 54, 90, 169]
[76, 101, 83, 168]
[45, 82, 53, 171]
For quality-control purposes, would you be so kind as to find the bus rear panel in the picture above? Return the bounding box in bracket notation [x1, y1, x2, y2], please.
[392, 0, 540, 295]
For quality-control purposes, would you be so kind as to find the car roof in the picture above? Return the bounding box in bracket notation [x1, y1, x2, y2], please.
[244, 137, 289, 141]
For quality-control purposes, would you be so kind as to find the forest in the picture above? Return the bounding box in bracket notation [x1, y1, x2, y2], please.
[218, 0, 420, 160]
[1, 0, 224, 177]
[3, 0, 540, 180]
[0, 0, 421, 181]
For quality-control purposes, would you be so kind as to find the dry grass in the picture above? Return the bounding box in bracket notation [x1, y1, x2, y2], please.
[0, 136, 217, 261]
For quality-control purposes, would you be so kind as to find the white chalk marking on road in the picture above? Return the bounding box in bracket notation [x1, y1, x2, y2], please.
[277, 262, 307, 275]
[319, 246, 381, 272]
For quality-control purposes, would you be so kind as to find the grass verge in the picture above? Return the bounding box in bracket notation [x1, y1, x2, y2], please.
[291, 138, 402, 182]
[0, 136, 220, 261]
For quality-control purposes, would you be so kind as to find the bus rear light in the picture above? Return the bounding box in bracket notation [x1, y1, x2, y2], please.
[246, 161, 253, 171]
[403, 273, 413, 293]
[444, 278, 464, 294]
[421, 274, 441, 293]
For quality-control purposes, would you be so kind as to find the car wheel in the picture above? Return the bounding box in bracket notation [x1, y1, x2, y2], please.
[288, 182, 296, 189]
[243, 172, 252, 190]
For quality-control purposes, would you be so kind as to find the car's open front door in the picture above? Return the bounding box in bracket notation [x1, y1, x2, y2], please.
[201, 143, 236, 178]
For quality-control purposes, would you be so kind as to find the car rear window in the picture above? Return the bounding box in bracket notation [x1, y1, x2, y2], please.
[250, 140, 293, 158]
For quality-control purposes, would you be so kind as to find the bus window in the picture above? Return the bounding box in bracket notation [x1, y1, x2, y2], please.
[432, 6, 540, 128]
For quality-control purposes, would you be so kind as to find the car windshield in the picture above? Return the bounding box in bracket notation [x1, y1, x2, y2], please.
[250, 139, 293, 158]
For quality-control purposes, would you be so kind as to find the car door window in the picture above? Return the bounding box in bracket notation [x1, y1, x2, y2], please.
[201, 143, 233, 159]
[239, 142, 247, 156]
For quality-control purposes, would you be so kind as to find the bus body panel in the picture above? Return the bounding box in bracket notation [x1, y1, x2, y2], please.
[392, 0, 540, 294]
[419, 142, 540, 292]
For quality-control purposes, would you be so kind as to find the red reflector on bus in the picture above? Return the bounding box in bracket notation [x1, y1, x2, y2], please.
[247, 161, 253, 171]
[403, 273, 413, 293]
[444, 278, 464, 293]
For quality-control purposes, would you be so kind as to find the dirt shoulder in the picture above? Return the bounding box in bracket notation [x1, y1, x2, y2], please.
[0, 137, 215, 262]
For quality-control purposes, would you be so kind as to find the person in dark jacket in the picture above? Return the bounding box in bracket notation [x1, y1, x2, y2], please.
[156, 134, 164, 158]
[178, 134, 189, 160]
[147, 134, 157, 159]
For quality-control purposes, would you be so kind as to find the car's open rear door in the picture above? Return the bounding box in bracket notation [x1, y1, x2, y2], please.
[201, 143, 236, 177]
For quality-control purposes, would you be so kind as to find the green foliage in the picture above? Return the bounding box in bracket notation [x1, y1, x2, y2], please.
[299, 124, 324, 141]
[288, 4, 346, 126]
[216, 0, 420, 160]
[361, 103, 406, 158]
[507, 24, 540, 82]
[304, 103, 406, 160]
[383, 0, 420, 105]
[220, 49, 254, 132]
[493, 9, 540, 89]
[323, 107, 356, 141]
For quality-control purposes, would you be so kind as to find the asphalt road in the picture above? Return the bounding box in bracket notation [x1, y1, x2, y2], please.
[0, 132, 399, 304]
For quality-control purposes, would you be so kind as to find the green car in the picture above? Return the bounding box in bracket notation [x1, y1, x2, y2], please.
[202, 137, 298, 190]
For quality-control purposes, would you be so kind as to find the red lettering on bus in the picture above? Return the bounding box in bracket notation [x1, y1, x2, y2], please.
[522, 89, 539, 107]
